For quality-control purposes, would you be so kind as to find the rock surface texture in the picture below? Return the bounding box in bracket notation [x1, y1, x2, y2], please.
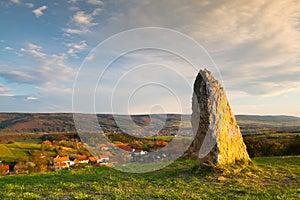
[191, 69, 250, 165]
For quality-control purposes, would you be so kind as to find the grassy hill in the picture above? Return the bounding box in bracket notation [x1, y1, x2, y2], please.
[0, 156, 299, 199]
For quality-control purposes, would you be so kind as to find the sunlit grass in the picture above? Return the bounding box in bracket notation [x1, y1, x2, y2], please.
[0, 156, 299, 199]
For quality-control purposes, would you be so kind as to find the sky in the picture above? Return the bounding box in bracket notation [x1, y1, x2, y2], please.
[0, 0, 300, 116]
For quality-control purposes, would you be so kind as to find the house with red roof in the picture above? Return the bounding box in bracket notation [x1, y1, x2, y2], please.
[99, 155, 109, 163]
[41, 140, 52, 146]
[53, 156, 72, 171]
[77, 155, 89, 164]
[0, 164, 9, 175]
[88, 156, 99, 163]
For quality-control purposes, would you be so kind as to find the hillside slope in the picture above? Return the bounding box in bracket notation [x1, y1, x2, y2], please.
[0, 156, 299, 199]
[0, 113, 299, 134]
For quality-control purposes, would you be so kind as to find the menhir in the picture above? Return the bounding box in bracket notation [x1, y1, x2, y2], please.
[191, 69, 250, 165]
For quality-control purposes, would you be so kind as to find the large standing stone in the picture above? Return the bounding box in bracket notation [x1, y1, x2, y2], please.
[191, 69, 250, 165]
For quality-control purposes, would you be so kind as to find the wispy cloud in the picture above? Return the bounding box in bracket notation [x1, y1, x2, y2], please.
[0, 63, 74, 86]
[63, 8, 102, 35]
[4, 46, 14, 51]
[25, 3, 34, 8]
[72, 11, 96, 26]
[66, 40, 87, 57]
[10, 0, 21, 4]
[26, 96, 38, 101]
[1, 43, 75, 86]
[68, 6, 79, 11]
[0, 85, 11, 93]
[21, 43, 46, 59]
[0, 94, 15, 97]
[68, 0, 103, 5]
[32, 5, 48, 18]
[63, 28, 86, 35]
[87, 0, 103, 6]
[0, 70, 36, 84]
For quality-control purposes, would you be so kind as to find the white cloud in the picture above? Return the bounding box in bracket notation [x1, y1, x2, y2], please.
[1, 43, 76, 86]
[21, 43, 46, 59]
[28, 43, 42, 50]
[86, 53, 94, 61]
[92, 8, 102, 16]
[4, 46, 13, 51]
[87, 0, 103, 6]
[68, 0, 103, 6]
[72, 11, 96, 26]
[0, 62, 74, 86]
[66, 40, 87, 57]
[67, 41, 87, 50]
[32, 5, 48, 18]
[63, 8, 102, 35]
[0, 85, 11, 93]
[0, 70, 36, 84]
[25, 3, 34, 8]
[10, 0, 20, 4]
[68, 6, 79, 11]
[26, 96, 38, 101]
[0, 94, 15, 97]
[63, 28, 86, 35]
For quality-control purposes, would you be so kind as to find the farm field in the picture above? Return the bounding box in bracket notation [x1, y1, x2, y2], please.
[0, 143, 44, 162]
[0, 156, 299, 199]
[0, 142, 77, 163]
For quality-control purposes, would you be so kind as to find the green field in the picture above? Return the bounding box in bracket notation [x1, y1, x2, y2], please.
[0, 156, 299, 199]
[0, 143, 42, 162]
[0, 142, 56, 162]
[255, 133, 300, 138]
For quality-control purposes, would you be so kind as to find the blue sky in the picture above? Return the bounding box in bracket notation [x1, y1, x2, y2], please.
[0, 0, 300, 116]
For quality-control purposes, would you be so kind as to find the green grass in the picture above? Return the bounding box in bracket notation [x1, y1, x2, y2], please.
[17, 139, 43, 144]
[150, 135, 175, 141]
[0, 144, 14, 158]
[252, 133, 300, 138]
[0, 142, 47, 162]
[266, 133, 300, 138]
[0, 156, 299, 199]
[150, 135, 192, 142]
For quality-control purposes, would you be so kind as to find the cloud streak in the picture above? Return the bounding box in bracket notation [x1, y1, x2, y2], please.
[63, 1, 102, 35]
[66, 40, 87, 57]
[10, 0, 20, 4]
[0, 85, 11, 93]
[32, 5, 47, 18]
[1, 43, 75, 86]
[4, 46, 14, 51]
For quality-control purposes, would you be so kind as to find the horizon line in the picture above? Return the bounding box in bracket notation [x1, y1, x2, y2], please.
[0, 111, 299, 118]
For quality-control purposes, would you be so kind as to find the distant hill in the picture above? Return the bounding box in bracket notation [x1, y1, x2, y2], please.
[236, 115, 300, 123]
[0, 113, 299, 135]
[0, 113, 75, 133]
[236, 115, 300, 134]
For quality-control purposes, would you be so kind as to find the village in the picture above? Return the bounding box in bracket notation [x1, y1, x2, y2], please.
[0, 139, 112, 176]
[0, 137, 172, 176]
